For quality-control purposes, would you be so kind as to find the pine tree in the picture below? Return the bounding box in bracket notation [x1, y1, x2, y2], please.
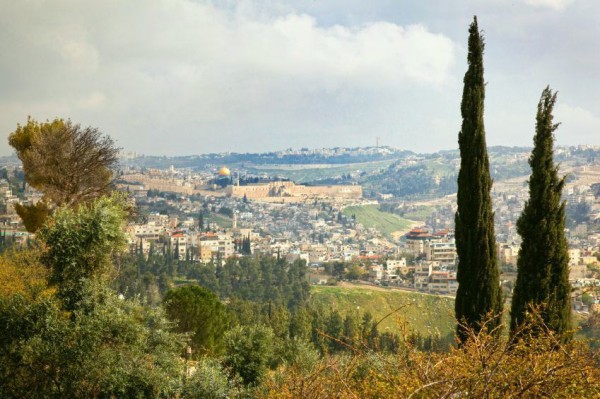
[510, 87, 571, 340]
[455, 16, 502, 343]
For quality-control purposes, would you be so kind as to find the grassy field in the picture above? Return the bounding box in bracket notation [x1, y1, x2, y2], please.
[206, 213, 233, 228]
[342, 205, 414, 236]
[401, 205, 436, 222]
[311, 285, 455, 339]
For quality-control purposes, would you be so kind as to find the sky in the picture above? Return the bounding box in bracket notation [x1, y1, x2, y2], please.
[1, 0, 599, 156]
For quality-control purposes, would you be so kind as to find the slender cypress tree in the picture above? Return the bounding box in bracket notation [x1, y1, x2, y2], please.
[510, 87, 571, 340]
[455, 16, 503, 343]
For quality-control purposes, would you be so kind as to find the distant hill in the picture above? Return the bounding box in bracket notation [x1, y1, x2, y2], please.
[124, 146, 413, 170]
[125, 145, 600, 200]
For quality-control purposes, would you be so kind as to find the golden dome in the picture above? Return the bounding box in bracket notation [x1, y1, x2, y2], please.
[218, 166, 231, 176]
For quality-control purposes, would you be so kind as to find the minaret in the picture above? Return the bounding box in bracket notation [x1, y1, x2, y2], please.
[233, 212, 237, 229]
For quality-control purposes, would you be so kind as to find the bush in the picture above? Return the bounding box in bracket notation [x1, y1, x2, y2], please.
[261, 314, 600, 398]
[0, 282, 186, 398]
[183, 357, 240, 399]
[224, 324, 275, 387]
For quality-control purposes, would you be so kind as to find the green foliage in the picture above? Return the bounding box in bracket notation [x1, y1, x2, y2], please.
[241, 235, 252, 255]
[566, 201, 590, 228]
[38, 194, 129, 310]
[0, 282, 185, 398]
[0, 249, 49, 299]
[455, 16, 503, 343]
[210, 257, 309, 311]
[309, 287, 454, 353]
[510, 87, 572, 340]
[364, 162, 457, 199]
[163, 285, 229, 355]
[345, 264, 367, 280]
[341, 205, 412, 237]
[395, 205, 436, 222]
[182, 357, 240, 399]
[224, 324, 275, 386]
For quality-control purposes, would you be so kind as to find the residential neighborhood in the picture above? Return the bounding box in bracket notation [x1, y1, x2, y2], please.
[1, 146, 600, 312]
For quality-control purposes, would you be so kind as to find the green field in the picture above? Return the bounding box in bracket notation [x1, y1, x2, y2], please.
[206, 213, 233, 228]
[401, 205, 436, 222]
[342, 205, 413, 236]
[311, 285, 455, 339]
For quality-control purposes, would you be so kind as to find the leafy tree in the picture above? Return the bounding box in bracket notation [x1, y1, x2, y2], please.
[510, 87, 572, 340]
[454, 16, 503, 343]
[0, 282, 185, 398]
[289, 306, 312, 341]
[163, 285, 229, 354]
[8, 117, 119, 231]
[37, 194, 129, 310]
[224, 324, 275, 386]
[182, 357, 240, 399]
[325, 310, 344, 352]
[332, 261, 346, 280]
[566, 201, 590, 227]
[0, 249, 48, 300]
[345, 264, 366, 280]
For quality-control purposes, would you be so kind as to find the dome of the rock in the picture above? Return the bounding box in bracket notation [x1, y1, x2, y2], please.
[218, 166, 231, 176]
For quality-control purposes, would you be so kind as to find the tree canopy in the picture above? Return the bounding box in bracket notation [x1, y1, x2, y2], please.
[163, 284, 229, 355]
[0, 195, 186, 398]
[9, 117, 119, 231]
[38, 194, 129, 310]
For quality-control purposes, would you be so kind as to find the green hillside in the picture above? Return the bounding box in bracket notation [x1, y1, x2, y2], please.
[206, 213, 233, 228]
[342, 204, 413, 236]
[310, 285, 455, 340]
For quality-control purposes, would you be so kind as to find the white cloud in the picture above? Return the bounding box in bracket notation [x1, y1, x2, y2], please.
[523, 0, 574, 11]
[555, 103, 600, 144]
[0, 0, 456, 154]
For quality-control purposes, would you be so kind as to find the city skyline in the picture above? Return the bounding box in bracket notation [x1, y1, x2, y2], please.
[1, 0, 599, 156]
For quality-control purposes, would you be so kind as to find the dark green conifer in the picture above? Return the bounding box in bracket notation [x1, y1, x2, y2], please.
[510, 87, 571, 340]
[455, 16, 502, 343]
[198, 211, 204, 231]
[242, 235, 252, 255]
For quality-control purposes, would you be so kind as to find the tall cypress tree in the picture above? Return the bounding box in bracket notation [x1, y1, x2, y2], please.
[455, 16, 502, 343]
[510, 87, 571, 340]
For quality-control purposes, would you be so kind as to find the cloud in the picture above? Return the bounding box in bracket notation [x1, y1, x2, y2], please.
[555, 103, 600, 144]
[523, 0, 574, 11]
[0, 0, 456, 155]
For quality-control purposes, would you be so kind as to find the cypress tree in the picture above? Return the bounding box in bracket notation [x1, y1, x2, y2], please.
[510, 87, 571, 340]
[198, 211, 204, 231]
[455, 16, 502, 343]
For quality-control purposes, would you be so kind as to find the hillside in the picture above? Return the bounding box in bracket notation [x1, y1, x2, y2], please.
[310, 284, 455, 341]
[342, 204, 415, 236]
